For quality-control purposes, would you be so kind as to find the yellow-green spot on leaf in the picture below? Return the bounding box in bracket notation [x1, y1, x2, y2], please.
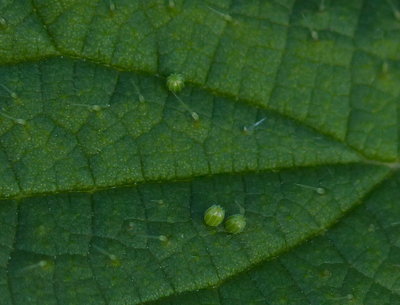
[224, 214, 246, 234]
[204, 204, 225, 227]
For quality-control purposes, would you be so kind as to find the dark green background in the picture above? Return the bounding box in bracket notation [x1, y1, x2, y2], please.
[0, 0, 399, 304]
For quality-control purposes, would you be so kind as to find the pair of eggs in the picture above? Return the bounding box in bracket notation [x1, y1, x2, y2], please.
[204, 205, 246, 234]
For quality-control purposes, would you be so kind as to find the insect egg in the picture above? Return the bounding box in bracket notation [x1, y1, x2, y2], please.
[109, 0, 116, 11]
[0, 84, 18, 99]
[20, 260, 50, 272]
[207, 6, 233, 23]
[315, 187, 326, 195]
[295, 183, 326, 195]
[150, 199, 165, 205]
[131, 79, 146, 103]
[92, 245, 119, 262]
[302, 14, 319, 40]
[38, 260, 48, 267]
[204, 205, 225, 227]
[190, 111, 199, 121]
[225, 214, 246, 234]
[158, 235, 169, 242]
[0, 17, 6, 29]
[310, 29, 319, 41]
[387, 0, 400, 20]
[70, 103, 110, 112]
[166, 73, 185, 93]
[318, 0, 326, 12]
[144, 234, 168, 242]
[172, 91, 200, 121]
[168, 0, 175, 8]
[132, 231, 169, 243]
[91, 104, 109, 112]
[0, 111, 26, 125]
[242, 117, 266, 135]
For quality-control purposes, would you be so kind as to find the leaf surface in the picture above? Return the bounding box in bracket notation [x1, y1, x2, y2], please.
[0, 0, 399, 304]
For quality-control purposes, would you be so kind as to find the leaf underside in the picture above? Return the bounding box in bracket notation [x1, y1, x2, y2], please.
[0, 0, 399, 305]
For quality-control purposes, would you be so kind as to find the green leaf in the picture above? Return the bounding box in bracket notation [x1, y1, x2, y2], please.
[146, 172, 400, 305]
[0, 0, 399, 304]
